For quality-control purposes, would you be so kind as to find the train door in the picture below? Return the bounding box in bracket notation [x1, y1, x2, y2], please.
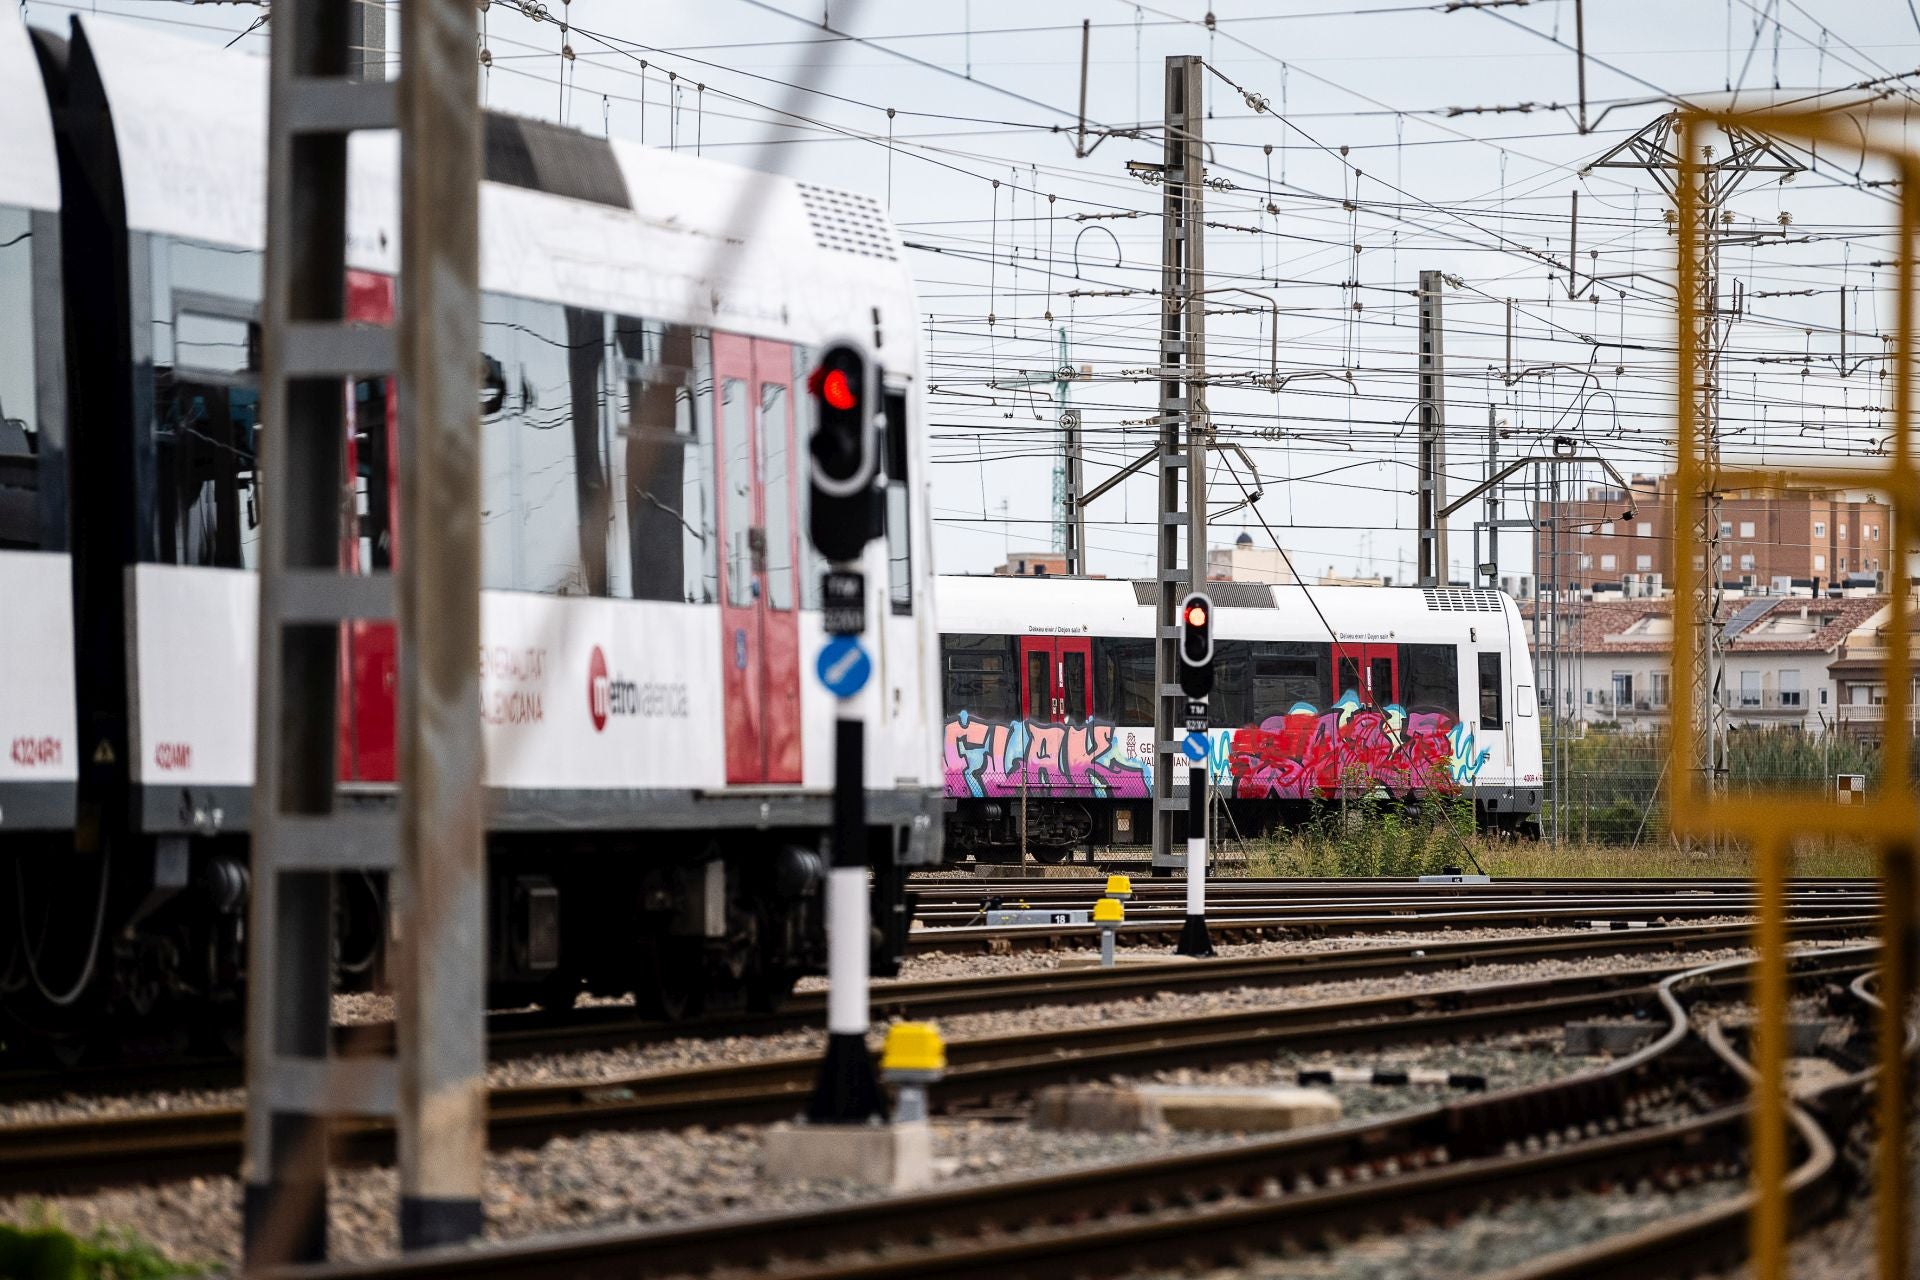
[1018, 637, 1092, 723]
[714, 333, 803, 784]
[340, 270, 398, 783]
[1334, 644, 1399, 707]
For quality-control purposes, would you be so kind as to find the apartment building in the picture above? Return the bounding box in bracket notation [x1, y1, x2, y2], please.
[1539, 475, 1893, 592]
[1527, 595, 1886, 736]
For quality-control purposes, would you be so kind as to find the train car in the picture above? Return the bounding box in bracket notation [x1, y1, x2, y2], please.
[7, 13, 938, 1043]
[936, 576, 1543, 863]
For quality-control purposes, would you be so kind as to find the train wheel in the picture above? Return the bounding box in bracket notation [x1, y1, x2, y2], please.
[746, 966, 798, 1014]
[633, 937, 704, 1022]
[1028, 845, 1074, 866]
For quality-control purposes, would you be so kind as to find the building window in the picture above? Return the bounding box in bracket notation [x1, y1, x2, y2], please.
[1739, 670, 1761, 708]
[1649, 671, 1670, 707]
[1838, 557, 1847, 571]
[1739, 521, 1755, 538]
[1814, 554, 1826, 571]
[1635, 555, 1652, 571]
[1719, 521, 1732, 537]
[1720, 554, 1732, 570]
[1838, 524, 1847, 540]
[1740, 554, 1755, 571]
[1579, 553, 1592, 569]
[1779, 669, 1801, 708]
[1636, 522, 1652, 537]
[1814, 522, 1825, 537]
[1584, 688, 1593, 705]
[1692, 554, 1705, 569]
[1600, 554, 1617, 571]
[1869, 524, 1881, 541]
[1599, 522, 1614, 535]
[1610, 672, 1633, 708]
[1820, 687, 1828, 706]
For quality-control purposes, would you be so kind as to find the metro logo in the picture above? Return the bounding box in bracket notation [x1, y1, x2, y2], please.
[588, 645, 611, 732]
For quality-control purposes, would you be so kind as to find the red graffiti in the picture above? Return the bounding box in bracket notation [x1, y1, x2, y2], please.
[1228, 706, 1458, 800]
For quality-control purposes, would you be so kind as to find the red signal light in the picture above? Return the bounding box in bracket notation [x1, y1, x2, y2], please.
[1184, 603, 1208, 628]
[812, 367, 858, 411]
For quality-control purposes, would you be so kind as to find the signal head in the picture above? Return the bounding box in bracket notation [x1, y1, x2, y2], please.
[1177, 590, 1214, 698]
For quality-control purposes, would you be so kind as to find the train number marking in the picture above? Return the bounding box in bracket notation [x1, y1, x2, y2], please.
[8, 737, 61, 768]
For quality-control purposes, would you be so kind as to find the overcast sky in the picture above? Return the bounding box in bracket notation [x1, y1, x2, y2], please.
[31, 0, 1920, 584]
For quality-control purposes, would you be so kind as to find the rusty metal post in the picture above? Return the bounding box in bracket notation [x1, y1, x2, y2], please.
[1748, 827, 1790, 1280]
[394, 0, 485, 1250]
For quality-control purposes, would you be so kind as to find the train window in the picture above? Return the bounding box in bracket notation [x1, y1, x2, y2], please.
[615, 318, 715, 604]
[0, 207, 40, 549]
[942, 634, 1016, 720]
[477, 297, 599, 594]
[758, 379, 794, 610]
[1024, 649, 1050, 720]
[1478, 651, 1504, 729]
[1092, 638, 1154, 724]
[883, 386, 912, 616]
[1209, 640, 1251, 726]
[352, 377, 392, 571]
[1250, 642, 1325, 715]
[1061, 649, 1088, 721]
[718, 377, 754, 608]
[1337, 654, 1362, 700]
[147, 238, 262, 569]
[1401, 644, 1458, 714]
[791, 345, 821, 609]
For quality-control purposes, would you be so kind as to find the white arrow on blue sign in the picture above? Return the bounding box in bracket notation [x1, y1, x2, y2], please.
[816, 635, 873, 699]
[1181, 731, 1209, 762]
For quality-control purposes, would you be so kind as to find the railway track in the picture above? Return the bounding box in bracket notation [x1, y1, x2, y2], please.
[257, 945, 1885, 1280]
[0, 912, 1874, 1109]
[1, 918, 1876, 1198]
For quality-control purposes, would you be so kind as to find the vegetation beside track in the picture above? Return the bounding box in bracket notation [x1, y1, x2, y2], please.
[0, 1214, 190, 1280]
[1229, 781, 1877, 878]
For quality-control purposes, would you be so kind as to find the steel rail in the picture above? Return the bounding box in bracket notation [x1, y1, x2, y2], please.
[259, 947, 1881, 1280]
[3, 937, 1869, 1199]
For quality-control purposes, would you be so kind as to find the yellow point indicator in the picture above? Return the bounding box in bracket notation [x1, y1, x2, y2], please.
[880, 1022, 947, 1074]
[1093, 896, 1124, 923]
[1103, 874, 1133, 898]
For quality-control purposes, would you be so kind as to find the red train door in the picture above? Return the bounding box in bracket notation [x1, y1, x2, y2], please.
[1333, 644, 1398, 707]
[713, 333, 803, 784]
[339, 270, 398, 783]
[1017, 638, 1093, 723]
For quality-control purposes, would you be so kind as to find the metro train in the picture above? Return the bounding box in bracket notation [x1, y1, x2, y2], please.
[0, 14, 939, 1046]
[936, 576, 1545, 861]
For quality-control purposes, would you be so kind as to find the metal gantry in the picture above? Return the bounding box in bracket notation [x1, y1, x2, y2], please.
[244, 0, 483, 1263]
[1150, 54, 1208, 875]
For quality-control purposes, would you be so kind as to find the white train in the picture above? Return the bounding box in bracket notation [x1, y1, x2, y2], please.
[935, 576, 1544, 862]
[2, 13, 938, 1040]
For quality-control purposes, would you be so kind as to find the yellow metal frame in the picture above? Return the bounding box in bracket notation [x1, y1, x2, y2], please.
[1668, 107, 1914, 1280]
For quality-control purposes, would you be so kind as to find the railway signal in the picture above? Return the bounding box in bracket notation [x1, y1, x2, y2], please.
[806, 340, 888, 1125]
[807, 343, 882, 564]
[1175, 591, 1215, 957]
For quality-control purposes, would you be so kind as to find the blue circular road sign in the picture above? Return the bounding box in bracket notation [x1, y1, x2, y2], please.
[817, 635, 873, 699]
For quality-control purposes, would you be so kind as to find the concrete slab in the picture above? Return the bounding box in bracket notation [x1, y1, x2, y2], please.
[762, 1120, 933, 1191]
[1054, 953, 1201, 969]
[1033, 1083, 1341, 1133]
[1564, 1020, 1658, 1056]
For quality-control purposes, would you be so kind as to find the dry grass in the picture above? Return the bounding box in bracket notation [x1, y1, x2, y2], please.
[1472, 839, 1878, 880]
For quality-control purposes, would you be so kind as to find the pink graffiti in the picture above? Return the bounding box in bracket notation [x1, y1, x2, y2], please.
[942, 712, 1149, 799]
[1228, 705, 1460, 800]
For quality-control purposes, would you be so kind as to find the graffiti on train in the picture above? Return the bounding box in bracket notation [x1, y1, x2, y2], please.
[1227, 691, 1491, 799]
[942, 711, 1150, 799]
[942, 690, 1491, 801]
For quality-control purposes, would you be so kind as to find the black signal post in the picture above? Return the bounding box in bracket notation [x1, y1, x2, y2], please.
[1176, 592, 1215, 957]
[805, 342, 887, 1124]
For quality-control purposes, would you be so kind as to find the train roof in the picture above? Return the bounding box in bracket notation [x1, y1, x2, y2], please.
[1, 16, 59, 213]
[68, 14, 917, 352]
[935, 574, 1524, 644]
